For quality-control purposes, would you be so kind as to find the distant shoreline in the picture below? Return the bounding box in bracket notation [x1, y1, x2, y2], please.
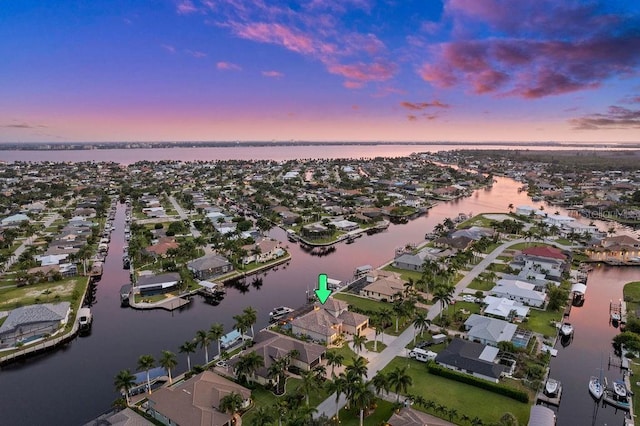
[1, 140, 639, 151]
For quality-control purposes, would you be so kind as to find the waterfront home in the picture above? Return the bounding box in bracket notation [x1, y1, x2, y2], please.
[392, 247, 442, 272]
[291, 298, 369, 345]
[359, 270, 406, 302]
[490, 279, 547, 307]
[482, 296, 530, 322]
[230, 330, 325, 385]
[450, 226, 495, 241]
[433, 235, 475, 251]
[329, 219, 359, 232]
[147, 371, 250, 426]
[435, 338, 506, 383]
[240, 238, 285, 264]
[136, 272, 181, 296]
[464, 314, 517, 347]
[0, 302, 71, 348]
[513, 246, 568, 280]
[187, 254, 233, 280]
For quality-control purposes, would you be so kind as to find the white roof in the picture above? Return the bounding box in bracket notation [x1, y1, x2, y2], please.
[483, 296, 530, 319]
[493, 279, 546, 303]
[571, 283, 587, 295]
[479, 345, 499, 362]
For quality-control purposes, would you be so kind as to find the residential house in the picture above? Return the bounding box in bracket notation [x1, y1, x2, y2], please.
[0, 302, 71, 348]
[136, 272, 181, 296]
[435, 338, 506, 383]
[464, 314, 517, 347]
[291, 298, 369, 345]
[482, 296, 529, 322]
[359, 270, 406, 302]
[144, 237, 179, 258]
[490, 279, 547, 307]
[187, 254, 233, 280]
[514, 246, 568, 279]
[241, 238, 285, 264]
[1, 213, 30, 226]
[230, 330, 326, 385]
[147, 371, 251, 426]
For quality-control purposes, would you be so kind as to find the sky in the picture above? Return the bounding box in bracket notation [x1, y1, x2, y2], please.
[1, 0, 640, 143]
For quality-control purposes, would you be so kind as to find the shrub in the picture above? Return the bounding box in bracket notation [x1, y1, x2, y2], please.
[427, 364, 529, 403]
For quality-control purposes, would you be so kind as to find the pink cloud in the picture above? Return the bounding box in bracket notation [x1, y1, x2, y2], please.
[328, 61, 397, 85]
[262, 70, 284, 78]
[400, 101, 450, 110]
[176, 0, 197, 15]
[216, 61, 242, 71]
[343, 81, 364, 89]
[232, 22, 315, 54]
[570, 105, 640, 130]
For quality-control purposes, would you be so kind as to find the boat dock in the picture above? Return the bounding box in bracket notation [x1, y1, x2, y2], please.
[608, 353, 630, 372]
[129, 293, 192, 311]
[610, 299, 627, 324]
[536, 390, 562, 407]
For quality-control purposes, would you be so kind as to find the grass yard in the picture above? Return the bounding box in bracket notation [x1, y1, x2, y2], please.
[520, 308, 564, 338]
[338, 399, 395, 426]
[0, 277, 84, 310]
[381, 357, 530, 425]
[333, 293, 393, 313]
[364, 340, 387, 353]
[326, 345, 359, 366]
[382, 265, 422, 283]
[488, 262, 509, 273]
[623, 281, 640, 316]
[467, 278, 494, 291]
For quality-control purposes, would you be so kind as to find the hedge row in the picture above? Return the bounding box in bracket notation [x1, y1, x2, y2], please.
[427, 363, 529, 403]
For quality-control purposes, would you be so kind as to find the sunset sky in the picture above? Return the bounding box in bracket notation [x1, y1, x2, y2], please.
[2, 0, 640, 143]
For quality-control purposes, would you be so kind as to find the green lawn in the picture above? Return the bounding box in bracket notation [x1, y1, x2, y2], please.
[487, 262, 509, 273]
[382, 265, 422, 283]
[364, 340, 387, 353]
[0, 277, 85, 310]
[380, 357, 530, 425]
[623, 281, 640, 317]
[326, 345, 359, 367]
[467, 278, 494, 291]
[338, 399, 395, 426]
[333, 293, 393, 313]
[520, 308, 563, 338]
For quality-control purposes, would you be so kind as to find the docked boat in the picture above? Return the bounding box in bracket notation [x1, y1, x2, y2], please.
[604, 380, 631, 410]
[269, 306, 294, 321]
[544, 378, 561, 397]
[589, 376, 604, 400]
[78, 307, 93, 330]
[611, 312, 621, 322]
[560, 323, 574, 337]
[286, 229, 298, 243]
[120, 284, 132, 306]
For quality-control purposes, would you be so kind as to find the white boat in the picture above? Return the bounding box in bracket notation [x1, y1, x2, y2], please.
[269, 306, 294, 321]
[544, 378, 561, 397]
[78, 307, 93, 330]
[589, 376, 604, 400]
[560, 323, 574, 336]
[613, 380, 627, 398]
[611, 312, 621, 322]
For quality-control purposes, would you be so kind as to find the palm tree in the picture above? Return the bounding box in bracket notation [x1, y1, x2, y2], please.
[325, 351, 344, 377]
[242, 306, 258, 339]
[252, 406, 275, 426]
[345, 356, 368, 382]
[387, 366, 413, 402]
[432, 285, 454, 320]
[268, 357, 288, 394]
[350, 381, 374, 426]
[159, 350, 177, 384]
[371, 371, 389, 397]
[412, 312, 431, 343]
[392, 298, 407, 333]
[114, 369, 136, 406]
[209, 323, 224, 358]
[325, 374, 347, 422]
[137, 354, 155, 394]
[236, 352, 264, 383]
[352, 333, 367, 355]
[233, 314, 249, 344]
[179, 340, 197, 372]
[448, 408, 459, 423]
[219, 391, 244, 423]
[195, 329, 212, 364]
[299, 369, 321, 406]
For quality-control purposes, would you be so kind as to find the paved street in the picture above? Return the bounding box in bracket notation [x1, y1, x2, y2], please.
[1, 212, 61, 273]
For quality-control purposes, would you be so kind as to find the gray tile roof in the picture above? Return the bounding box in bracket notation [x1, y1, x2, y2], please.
[0, 302, 70, 334]
[435, 338, 505, 380]
[464, 314, 517, 344]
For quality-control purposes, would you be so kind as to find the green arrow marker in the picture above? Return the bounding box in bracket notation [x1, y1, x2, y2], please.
[315, 273, 332, 304]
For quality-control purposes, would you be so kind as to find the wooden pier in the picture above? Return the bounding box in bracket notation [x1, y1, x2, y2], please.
[610, 299, 627, 324]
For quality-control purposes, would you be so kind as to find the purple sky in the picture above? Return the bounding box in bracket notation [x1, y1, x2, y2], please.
[1, 0, 640, 143]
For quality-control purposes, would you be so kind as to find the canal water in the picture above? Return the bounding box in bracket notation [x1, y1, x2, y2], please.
[0, 175, 636, 425]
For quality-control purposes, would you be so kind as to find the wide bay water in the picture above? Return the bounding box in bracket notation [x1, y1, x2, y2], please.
[0, 146, 636, 425]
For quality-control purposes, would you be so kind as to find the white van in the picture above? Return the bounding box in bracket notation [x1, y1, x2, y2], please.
[409, 348, 437, 362]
